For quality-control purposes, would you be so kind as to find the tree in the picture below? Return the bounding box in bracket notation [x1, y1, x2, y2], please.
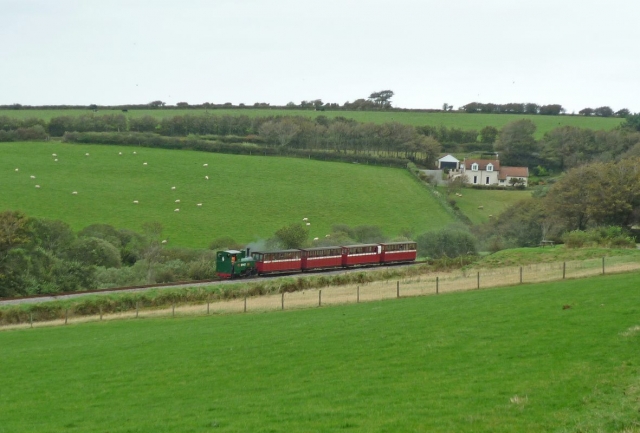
[148, 100, 165, 108]
[539, 104, 564, 115]
[615, 108, 630, 117]
[66, 237, 121, 268]
[479, 126, 498, 144]
[579, 108, 594, 116]
[176, 102, 189, 107]
[621, 113, 640, 131]
[274, 223, 309, 249]
[545, 158, 640, 230]
[368, 90, 394, 109]
[494, 119, 539, 167]
[258, 119, 301, 147]
[594, 106, 614, 117]
[29, 218, 75, 255]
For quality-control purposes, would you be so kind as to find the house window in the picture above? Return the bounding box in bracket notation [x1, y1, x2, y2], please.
[486, 163, 493, 172]
[471, 163, 479, 171]
[473, 175, 477, 184]
[486, 176, 490, 185]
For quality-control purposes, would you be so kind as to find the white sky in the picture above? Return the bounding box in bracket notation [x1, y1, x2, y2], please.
[2, 0, 638, 112]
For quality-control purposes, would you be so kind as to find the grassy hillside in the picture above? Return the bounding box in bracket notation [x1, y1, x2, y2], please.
[445, 187, 531, 224]
[1, 272, 639, 432]
[0, 142, 452, 247]
[0, 109, 622, 138]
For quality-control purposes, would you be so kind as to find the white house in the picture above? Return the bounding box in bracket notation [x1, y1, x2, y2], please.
[456, 158, 529, 187]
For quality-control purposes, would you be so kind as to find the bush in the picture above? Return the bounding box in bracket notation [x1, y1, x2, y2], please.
[416, 226, 478, 258]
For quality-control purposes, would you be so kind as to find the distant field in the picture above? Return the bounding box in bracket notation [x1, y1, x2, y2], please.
[0, 109, 622, 138]
[0, 142, 452, 247]
[1, 272, 639, 432]
[444, 187, 531, 224]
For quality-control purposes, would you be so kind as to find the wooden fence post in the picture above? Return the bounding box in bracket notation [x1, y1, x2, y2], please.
[281, 292, 284, 310]
[136, 302, 139, 318]
[172, 304, 175, 318]
[602, 257, 605, 274]
[563, 262, 566, 279]
[436, 276, 439, 294]
[397, 281, 400, 298]
[244, 297, 247, 313]
[477, 272, 480, 290]
[207, 297, 210, 315]
[319, 290, 322, 307]
[357, 286, 360, 303]
[99, 306, 103, 321]
[520, 267, 523, 284]
[65, 309, 68, 325]
[30, 313, 33, 328]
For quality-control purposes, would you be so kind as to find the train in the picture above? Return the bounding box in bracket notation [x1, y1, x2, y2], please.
[216, 241, 417, 279]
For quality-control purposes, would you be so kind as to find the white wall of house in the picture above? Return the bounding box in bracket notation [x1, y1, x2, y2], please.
[461, 164, 500, 186]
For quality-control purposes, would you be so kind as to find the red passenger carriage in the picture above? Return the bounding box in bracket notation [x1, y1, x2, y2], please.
[300, 247, 343, 270]
[379, 241, 417, 263]
[251, 249, 302, 275]
[341, 244, 381, 267]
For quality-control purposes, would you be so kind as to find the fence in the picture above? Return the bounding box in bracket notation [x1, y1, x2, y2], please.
[2, 255, 640, 330]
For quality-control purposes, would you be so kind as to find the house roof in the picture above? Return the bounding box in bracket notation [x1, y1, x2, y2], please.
[463, 159, 501, 170]
[499, 166, 529, 180]
[438, 154, 459, 163]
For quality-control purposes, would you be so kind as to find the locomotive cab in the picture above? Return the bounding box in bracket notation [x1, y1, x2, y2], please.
[216, 250, 256, 279]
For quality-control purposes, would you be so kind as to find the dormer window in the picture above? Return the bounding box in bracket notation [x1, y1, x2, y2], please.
[486, 163, 493, 172]
[471, 163, 479, 171]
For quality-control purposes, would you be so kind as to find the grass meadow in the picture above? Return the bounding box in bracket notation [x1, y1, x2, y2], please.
[0, 142, 452, 247]
[0, 108, 623, 138]
[1, 271, 639, 432]
[445, 187, 531, 224]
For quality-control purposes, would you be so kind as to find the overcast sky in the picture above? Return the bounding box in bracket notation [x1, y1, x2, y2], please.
[2, 0, 638, 112]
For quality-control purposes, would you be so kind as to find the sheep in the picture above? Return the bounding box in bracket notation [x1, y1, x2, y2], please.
[52, 153, 57, 157]
[35, 185, 40, 188]
[325, 234, 330, 237]
[478, 205, 484, 210]
[306, 223, 311, 226]
[161, 240, 168, 244]
[30, 175, 36, 179]
[197, 203, 202, 207]
[85, 153, 90, 156]
[54, 159, 58, 162]
[203, 163, 208, 167]
[133, 151, 137, 155]
[118, 152, 122, 155]
[14, 168, 18, 171]
[313, 237, 319, 241]
[175, 199, 180, 203]
[72, 191, 78, 195]
[205, 176, 209, 180]
[302, 218, 308, 221]
[171, 186, 176, 190]
[143, 162, 148, 166]
[174, 208, 180, 212]
[133, 200, 139, 204]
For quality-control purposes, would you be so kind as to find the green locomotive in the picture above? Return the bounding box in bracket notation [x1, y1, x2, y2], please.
[215, 250, 257, 279]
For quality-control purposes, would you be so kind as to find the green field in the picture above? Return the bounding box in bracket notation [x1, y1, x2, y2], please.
[1, 272, 639, 432]
[1, 142, 452, 247]
[0, 109, 622, 138]
[445, 187, 531, 224]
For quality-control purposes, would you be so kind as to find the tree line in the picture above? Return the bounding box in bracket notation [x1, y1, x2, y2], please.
[3, 112, 640, 170]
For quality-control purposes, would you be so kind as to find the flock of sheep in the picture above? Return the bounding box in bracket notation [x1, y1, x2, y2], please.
[16, 150, 208, 215]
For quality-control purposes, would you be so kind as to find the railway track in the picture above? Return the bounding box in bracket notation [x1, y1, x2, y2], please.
[0, 261, 428, 306]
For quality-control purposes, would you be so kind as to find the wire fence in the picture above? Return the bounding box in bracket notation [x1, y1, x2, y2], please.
[3, 255, 640, 330]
